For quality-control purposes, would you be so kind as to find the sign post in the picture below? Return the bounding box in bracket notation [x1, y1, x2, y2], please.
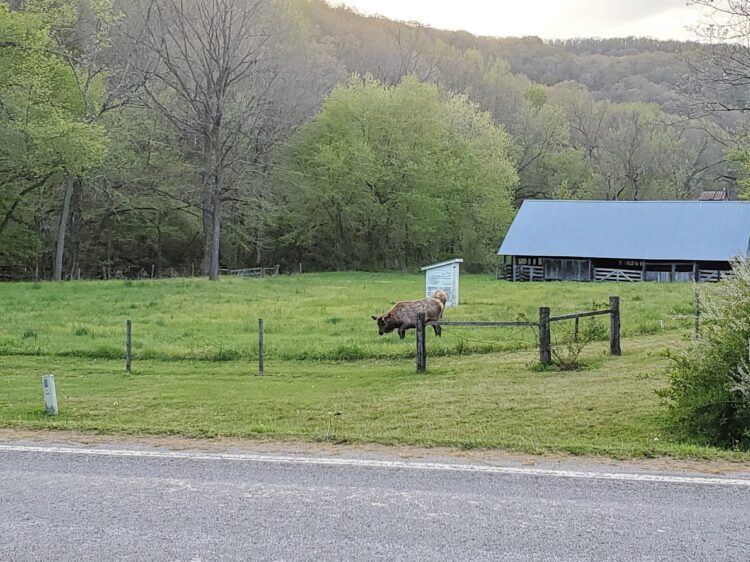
[421, 259, 463, 307]
[42, 374, 58, 416]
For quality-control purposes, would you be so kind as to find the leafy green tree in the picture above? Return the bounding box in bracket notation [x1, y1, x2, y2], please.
[274, 75, 517, 270]
[0, 4, 107, 276]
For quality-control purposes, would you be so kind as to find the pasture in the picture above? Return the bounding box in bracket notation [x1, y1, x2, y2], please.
[1, 273, 746, 460]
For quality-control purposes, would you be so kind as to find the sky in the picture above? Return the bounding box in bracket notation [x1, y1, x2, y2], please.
[332, 0, 705, 41]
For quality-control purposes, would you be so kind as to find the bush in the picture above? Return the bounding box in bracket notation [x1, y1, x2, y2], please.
[550, 317, 604, 370]
[661, 259, 750, 449]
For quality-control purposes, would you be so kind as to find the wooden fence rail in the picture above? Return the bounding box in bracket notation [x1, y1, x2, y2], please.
[220, 266, 280, 278]
[549, 309, 612, 322]
[416, 296, 621, 372]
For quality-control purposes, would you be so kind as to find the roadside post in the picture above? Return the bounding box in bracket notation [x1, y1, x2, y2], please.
[42, 374, 58, 416]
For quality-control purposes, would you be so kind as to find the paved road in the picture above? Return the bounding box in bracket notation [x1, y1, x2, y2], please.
[0, 443, 749, 561]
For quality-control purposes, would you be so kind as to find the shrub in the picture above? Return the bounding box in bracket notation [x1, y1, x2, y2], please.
[661, 258, 750, 449]
[550, 318, 603, 370]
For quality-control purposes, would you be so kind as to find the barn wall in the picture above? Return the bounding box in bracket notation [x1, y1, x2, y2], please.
[505, 256, 733, 282]
[543, 259, 592, 281]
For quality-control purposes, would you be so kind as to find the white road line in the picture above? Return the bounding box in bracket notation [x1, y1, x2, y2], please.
[0, 443, 748, 487]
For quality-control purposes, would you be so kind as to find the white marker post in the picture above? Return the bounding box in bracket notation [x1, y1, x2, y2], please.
[42, 374, 58, 416]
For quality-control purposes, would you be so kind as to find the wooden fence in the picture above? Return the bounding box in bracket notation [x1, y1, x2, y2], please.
[594, 268, 641, 282]
[499, 263, 734, 283]
[220, 266, 280, 278]
[415, 296, 621, 373]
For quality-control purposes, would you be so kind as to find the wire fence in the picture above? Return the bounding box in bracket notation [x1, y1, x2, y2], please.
[415, 297, 621, 373]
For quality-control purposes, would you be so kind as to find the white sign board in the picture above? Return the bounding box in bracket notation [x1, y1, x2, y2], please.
[422, 259, 462, 307]
[42, 374, 58, 416]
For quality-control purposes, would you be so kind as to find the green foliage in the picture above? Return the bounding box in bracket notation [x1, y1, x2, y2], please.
[0, 0, 742, 278]
[550, 316, 608, 370]
[728, 146, 750, 200]
[0, 5, 107, 177]
[662, 259, 750, 449]
[0, 3, 108, 270]
[275, 75, 517, 270]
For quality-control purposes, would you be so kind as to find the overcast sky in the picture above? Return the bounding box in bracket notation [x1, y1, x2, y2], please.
[332, 0, 704, 41]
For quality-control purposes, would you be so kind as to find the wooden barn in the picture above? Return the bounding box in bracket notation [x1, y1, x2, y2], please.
[498, 200, 750, 282]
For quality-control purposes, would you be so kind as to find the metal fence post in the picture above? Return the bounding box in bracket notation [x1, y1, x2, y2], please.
[125, 319, 132, 373]
[258, 318, 264, 375]
[539, 307, 551, 365]
[609, 296, 621, 356]
[416, 313, 426, 373]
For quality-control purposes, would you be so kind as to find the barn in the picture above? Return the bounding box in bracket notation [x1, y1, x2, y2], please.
[498, 200, 750, 282]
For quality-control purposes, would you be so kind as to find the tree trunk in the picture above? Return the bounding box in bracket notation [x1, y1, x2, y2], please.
[255, 225, 262, 266]
[201, 126, 213, 276]
[68, 178, 83, 279]
[208, 195, 221, 280]
[8, 0, 24, 11]
[53, 178, 74, 282]
[202, 202, 212, 276]
[155, 212, 163, 278]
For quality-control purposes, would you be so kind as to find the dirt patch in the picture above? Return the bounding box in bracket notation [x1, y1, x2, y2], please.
[1, 428, 749, 477]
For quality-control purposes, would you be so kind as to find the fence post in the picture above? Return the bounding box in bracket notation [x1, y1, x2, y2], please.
[694, 284, 701, 340]
[539, 307, 551, 365]
[258, 318, 264, 375]
[609, 296, 621, 356]
[125, 319, 132, 373]
[416, 313, 426, 373]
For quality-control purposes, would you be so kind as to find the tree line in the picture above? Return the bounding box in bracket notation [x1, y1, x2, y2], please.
[0, 0, 748, 279]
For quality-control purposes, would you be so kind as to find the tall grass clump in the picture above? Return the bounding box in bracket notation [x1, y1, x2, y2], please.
[662, 259, 750, 449]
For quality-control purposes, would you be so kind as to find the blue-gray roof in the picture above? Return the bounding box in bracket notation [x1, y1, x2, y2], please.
[498, 200, 750, 261]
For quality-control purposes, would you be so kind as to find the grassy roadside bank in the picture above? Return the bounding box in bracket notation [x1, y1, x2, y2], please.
[2, 334, 747, 462]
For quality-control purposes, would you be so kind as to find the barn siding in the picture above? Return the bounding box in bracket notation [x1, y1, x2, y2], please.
[544, 259, 592, 281]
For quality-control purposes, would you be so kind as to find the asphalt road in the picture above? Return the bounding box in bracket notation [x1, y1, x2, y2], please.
[0, 442, 749, 561]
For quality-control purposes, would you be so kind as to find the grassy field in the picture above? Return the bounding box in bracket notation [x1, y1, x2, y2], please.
[1, 273, 746, 461]
[0, 273, 696, 361]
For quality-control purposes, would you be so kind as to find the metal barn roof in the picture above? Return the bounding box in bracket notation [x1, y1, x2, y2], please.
[498, 200, 750, 261]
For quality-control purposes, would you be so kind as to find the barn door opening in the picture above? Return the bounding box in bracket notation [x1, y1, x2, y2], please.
[544, 259, 592, 281]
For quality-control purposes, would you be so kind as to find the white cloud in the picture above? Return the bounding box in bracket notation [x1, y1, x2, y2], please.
[332, 0, 703, 40]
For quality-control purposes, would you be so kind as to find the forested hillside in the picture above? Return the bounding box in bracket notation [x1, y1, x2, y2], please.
[1, 0, 748, 278]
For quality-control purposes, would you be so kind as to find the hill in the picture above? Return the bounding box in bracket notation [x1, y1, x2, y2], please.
[0, 0, 746, 277]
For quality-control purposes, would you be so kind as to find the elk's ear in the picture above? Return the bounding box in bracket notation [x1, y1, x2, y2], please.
[371, 316, 378, 321]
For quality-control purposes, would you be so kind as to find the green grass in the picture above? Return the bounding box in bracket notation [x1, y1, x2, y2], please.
[1, 273, 746, 461]
[0, 273, 696, 361]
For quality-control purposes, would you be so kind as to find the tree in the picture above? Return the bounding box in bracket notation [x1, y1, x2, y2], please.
[274, 75, 517, 270]
[0, 4, 107, 279]
[133, 0, 278, 280]
[689, 1, 750, 114]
